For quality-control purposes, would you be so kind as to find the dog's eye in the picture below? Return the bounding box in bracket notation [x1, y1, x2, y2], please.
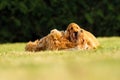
[71, 27, 73, 30]
[80, 30, 83, 32]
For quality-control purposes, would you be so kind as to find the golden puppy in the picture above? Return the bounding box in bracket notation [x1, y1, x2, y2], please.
[65, 23, 100, 49]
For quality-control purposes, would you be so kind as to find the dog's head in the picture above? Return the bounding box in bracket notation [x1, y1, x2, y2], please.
[65, 23, 81, 42]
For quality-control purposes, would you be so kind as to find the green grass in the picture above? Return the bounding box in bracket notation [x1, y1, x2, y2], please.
[0, 37, 120, 80]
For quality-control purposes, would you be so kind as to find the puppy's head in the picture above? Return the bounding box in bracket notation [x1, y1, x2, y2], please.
[77, 29, 84, 37]
[65, 23, 81, 42]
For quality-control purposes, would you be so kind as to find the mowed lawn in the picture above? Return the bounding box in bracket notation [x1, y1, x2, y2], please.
[0, 37, 120, 80]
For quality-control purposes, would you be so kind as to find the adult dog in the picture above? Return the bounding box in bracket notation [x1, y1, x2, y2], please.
[65, 23, 100, 49]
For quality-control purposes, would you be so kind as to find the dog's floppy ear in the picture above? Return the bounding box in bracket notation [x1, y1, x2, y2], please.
[64, 30, 70, 39]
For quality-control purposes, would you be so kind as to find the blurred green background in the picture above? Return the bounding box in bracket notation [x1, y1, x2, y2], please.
[0, 0, 120, 43]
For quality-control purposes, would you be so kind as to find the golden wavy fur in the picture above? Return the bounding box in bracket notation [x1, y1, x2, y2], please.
[37, 29, 76, 50]
[37, 29, 63, 50]
[25, 39, 39, 52]
[25, 23, 100, 51]
[65, 23, 100, 49]
[25, 29, 76, 51]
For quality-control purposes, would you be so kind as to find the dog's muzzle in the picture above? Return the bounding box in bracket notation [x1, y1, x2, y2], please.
[74, 32, 78, 37]
[73, 31, 78, 40]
